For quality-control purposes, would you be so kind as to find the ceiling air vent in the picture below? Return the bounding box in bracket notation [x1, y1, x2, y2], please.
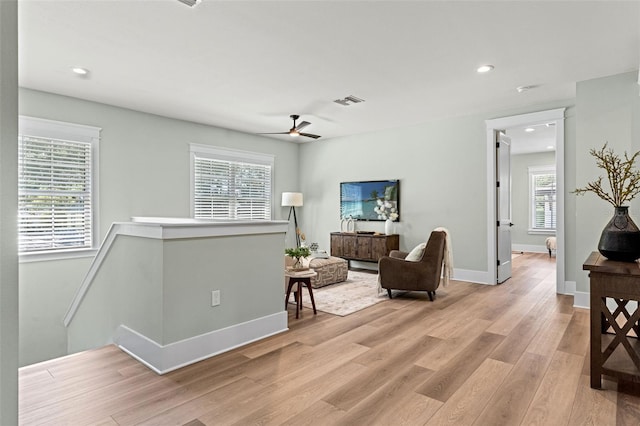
[177, 0, 202, 7]
[334, 95, 365, 106]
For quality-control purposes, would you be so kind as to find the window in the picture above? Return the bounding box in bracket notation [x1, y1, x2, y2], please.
[529, 165, 556, 234]
[190, 144, 274, 220]
[18, 117, 100, 258]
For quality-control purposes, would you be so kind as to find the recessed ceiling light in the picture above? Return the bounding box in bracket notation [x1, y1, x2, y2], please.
[71, 67, 89, 76]
[547, 145, 554, 150]
[525, 127, 535, 132]
[477, 64, 494, 73]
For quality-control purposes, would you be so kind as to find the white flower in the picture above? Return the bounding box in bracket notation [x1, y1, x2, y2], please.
[375, 198, 399, 221]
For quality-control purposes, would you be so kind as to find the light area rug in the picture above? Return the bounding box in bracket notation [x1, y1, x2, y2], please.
[293, 270, 389, 316]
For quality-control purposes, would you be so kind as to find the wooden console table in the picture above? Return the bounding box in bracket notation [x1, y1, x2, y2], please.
[583, 252, 640, 389]
[330, 232, 399, 267]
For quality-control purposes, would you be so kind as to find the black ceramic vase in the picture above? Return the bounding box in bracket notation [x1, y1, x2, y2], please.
[598, 206, 640, 262]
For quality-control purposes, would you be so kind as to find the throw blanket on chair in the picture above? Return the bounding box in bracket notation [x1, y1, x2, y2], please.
[434, 226, 453, 287]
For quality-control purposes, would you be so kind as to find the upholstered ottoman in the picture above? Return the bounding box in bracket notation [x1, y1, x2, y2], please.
[308, 256, 348, 288]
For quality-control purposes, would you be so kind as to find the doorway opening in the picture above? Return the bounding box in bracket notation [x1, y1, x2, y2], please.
[485, 108, 568, 295]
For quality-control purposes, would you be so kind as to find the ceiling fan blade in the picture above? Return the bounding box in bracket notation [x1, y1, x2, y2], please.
[300, 132, 321, 139]
[295, 121, 311, 131]
[257, 132, 289, 135]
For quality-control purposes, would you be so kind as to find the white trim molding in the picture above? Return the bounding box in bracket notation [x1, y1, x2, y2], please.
[486, 108, 566, 292]
[528, 164, 557, 234]
[64, 218, 289, 326]
[564, 280, 576, 296]
[453, 268, 490, 285]
[189, 144, 275, 219]
[512, 244, 548, 254]
[115, 311, 288, 374]
[574, 290, 590, 309]
[18, 115, 101, 261]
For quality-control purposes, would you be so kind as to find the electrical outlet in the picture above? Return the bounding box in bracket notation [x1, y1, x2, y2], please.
[211, 290, 220, 307]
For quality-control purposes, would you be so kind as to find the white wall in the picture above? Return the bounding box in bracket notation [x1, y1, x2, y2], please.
[18, 88, 300, 366]
[0, 1, 19, 423]
[510, 151, 556, 250]
[575, 71, 640, 294]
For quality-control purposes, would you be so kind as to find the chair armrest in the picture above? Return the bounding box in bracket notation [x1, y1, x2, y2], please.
[389, 250, 408, 259]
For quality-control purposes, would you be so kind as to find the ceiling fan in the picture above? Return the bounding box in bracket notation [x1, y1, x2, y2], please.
[259, 115, 321, 139]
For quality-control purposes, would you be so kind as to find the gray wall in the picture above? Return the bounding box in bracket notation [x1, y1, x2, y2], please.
[18, 88, 300, 366]
[16, 70, 640, 368]
[0, 1, 19, 423]
[162, 233, 284, 344]
[575, 71, 640, 293]
[68, 231, 285, 353]
[299, 101, 573, 276]
[511, 151, 556, 249]
[67, 236, 164, 353]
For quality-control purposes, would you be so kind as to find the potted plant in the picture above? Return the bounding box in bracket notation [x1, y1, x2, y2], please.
[285, 246, 311, 270]
[575, 143, 640, 261]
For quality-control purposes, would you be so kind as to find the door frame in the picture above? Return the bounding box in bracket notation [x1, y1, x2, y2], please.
[485, 108, 567, 294]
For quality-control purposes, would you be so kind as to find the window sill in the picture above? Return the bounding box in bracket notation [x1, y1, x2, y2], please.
[19, 248, 98, 263]
[527, 229, 556, 236]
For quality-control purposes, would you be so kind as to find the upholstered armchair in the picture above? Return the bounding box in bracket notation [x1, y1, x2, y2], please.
[378, 231, 446, 301]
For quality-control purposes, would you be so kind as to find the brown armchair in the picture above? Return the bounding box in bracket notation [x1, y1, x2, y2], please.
[378, 231, 446, 301]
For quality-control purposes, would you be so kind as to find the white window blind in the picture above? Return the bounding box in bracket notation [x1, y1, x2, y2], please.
[529, 166, 556, 232]
[191, 145, 273, 220]
[18, 117, 99, 255]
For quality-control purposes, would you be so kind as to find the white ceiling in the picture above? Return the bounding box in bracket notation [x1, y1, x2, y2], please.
[18, 0, 640, 143]
[507, 123, 557, 155]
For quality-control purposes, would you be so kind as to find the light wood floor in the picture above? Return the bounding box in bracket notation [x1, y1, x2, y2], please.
[19, 253, 640, 425]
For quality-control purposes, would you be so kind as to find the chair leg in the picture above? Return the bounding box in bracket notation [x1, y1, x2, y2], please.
[387, 288, 392, 299]
[428, 291, 434, 301]
[548, 249, 552, 257]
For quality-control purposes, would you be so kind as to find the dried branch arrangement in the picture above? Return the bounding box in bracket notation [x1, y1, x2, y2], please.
[574, 143, 640, 207]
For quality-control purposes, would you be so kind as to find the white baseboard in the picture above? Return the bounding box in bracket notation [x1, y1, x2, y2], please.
[563, 280, 576, 296]
[115, 311, 288, 374]
[574, 291, 590, 309]
[512, 244, 548, 254]
[453, 268, 490, 285]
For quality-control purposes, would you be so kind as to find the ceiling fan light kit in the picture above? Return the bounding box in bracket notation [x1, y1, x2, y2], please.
[258, 114, 321, 140]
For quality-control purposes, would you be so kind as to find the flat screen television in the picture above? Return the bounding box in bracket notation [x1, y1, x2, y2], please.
[340, 179, 400, 221]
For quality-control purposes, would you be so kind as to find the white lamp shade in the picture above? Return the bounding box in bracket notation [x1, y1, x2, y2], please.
[282, 192, 303, 207]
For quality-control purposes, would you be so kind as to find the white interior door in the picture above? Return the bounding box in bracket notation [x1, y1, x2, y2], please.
[497, 132, 512, 283]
